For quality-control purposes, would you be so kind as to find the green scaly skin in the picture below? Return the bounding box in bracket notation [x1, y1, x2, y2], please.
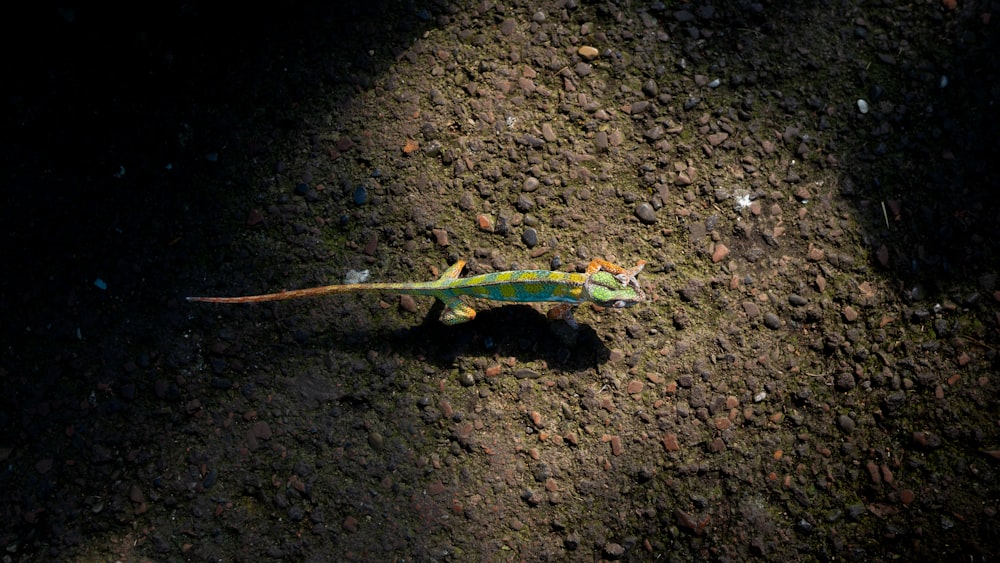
[188, 258, 647, 326]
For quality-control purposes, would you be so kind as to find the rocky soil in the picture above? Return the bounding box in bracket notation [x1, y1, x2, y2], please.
[1, 0, 998, 561]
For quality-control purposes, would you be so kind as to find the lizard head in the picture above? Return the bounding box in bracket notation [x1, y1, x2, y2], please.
[584, 265, 646, 309]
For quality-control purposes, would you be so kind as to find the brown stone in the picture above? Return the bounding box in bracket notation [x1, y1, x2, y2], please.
[246, 209, 265, 226]
[431, 228, 449, 246]
[362, 233, 378, 256]
[707, 132, 729, 146]
[530, 411, 544, 428]
[712, 243, 730, 263]
[252, 422, 272, 440]
[843, 306, 859, 322]
[866, 460, 881, 485]
[815, 275, 826, 292]
[577, 45, 599, 61]
[129, 484, 145, 503]
[663, 433, 680, 451]
[399, 295, 418, 313]
[476, 214, 494, 232]
[610, 435, 623, 456]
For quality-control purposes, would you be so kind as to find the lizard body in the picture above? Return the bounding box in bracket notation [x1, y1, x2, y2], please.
[188, 258, 646, 326]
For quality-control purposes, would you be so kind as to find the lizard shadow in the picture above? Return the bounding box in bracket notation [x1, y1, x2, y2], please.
[384, 301, 616, 373]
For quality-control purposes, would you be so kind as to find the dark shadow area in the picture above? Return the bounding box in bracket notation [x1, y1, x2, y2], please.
[389, 302, 614, 367]
[651, 0, 999, 286]
[0, 1, 441, 557]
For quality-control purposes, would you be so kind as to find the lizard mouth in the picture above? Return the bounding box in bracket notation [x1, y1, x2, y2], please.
[594, 285, 646, 308]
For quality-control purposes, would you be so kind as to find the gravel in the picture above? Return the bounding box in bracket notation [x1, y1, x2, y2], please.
[2, 1, 997, 561]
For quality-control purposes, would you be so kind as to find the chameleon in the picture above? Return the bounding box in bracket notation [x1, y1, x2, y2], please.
[187, 258, 647, 327]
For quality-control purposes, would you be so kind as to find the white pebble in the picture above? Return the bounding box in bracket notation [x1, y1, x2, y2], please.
[856, 99, 869, 114]
[345, 269, 370, 284]
[753, 391, 767, 403]
[939, 75, 949, 88]
[707, 78, 721, 88]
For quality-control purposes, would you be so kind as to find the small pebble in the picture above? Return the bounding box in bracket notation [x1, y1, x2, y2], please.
[129, 484, 145, 503]
[857, 99, 869, 114]
[353, 185, 368, 205]
[630, 101, 650, 114]
[837, 414, 855, 433]
[399, 295, 418, 313]
[788, 294, 808, 306]
[912, 431, 942, 448]
[594, 131, 609, 151]
[522, 228, 539, 248]
[835, 372, 856, 391]
[846, 504, 867, 521]
[431, 228, 449, 246]
[635, 202, 656, 224]
[604, 543, 625, 558]
[246, 209, 265, 226]
[362, 233, 378, 256]
[712, 243, 730, 263]
[577, 45, 599, 61]
[609, 436, 623, 456]
[662, 433, 680, 451]
[516, 193, 535, 212]
[763, 312, 782, 330]
[541, 123, 557, 142]
[252, 422, 272, 440]
[476, 214, 494, 232]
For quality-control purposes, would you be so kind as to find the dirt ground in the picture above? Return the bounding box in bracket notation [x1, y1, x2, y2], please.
[1, 0, 999, 561]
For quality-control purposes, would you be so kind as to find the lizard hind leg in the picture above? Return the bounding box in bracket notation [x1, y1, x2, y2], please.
[439, 298, 477, 325]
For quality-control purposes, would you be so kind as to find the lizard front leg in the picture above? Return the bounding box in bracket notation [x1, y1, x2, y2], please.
[438, 297, 478, 325]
